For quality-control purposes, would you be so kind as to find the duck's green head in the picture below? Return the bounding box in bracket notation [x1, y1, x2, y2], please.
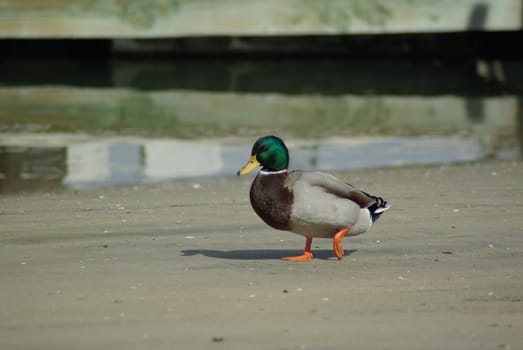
[237, 135, 289, 175]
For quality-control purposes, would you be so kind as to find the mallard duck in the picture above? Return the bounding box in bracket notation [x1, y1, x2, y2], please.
[237, 135, 390, 261]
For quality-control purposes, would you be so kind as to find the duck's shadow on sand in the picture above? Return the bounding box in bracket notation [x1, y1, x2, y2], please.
[181, 249, 357, 260]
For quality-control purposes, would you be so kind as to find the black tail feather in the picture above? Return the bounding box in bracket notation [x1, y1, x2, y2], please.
[363, 191, 390, 222]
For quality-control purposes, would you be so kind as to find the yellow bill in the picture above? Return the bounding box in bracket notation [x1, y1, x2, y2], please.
[237, 155, 261, 175]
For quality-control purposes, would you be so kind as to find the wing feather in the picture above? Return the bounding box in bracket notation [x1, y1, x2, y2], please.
[289, 171, 375, 209]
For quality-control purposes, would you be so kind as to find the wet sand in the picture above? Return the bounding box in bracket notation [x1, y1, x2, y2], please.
[1, 160, 522, 349]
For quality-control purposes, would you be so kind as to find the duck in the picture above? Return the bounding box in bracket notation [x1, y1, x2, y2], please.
[237, 135, 390, 262]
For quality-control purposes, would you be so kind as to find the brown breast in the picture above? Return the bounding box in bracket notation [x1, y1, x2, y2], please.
[249, 171, 293, 231]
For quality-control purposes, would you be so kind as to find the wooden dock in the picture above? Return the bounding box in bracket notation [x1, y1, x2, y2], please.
[0, 0, 521, 39]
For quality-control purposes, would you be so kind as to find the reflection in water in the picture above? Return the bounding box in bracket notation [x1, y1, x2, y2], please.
[0, 137, 488, 193]
[62, 140, 224, 188]
[0, 146, 66, 193]
[143, 140, 222, 180]
[65, 143, 110, 184]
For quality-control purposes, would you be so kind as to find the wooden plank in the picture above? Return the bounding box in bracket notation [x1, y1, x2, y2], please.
[0, 0, 521, 38]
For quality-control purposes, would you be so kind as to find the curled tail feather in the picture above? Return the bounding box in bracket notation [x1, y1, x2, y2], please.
[363, 191, 390, 222]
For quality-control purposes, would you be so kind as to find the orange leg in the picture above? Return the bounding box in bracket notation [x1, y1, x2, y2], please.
[333, 226, 353, 260]
[282, 237, 313, 262]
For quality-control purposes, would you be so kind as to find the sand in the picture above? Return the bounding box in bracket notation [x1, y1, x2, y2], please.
[1, 160, 522, 350]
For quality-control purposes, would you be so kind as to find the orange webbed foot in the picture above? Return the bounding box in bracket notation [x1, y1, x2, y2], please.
[281, 252, 313, 262]
[282, 237, 313, 262]
[333, 226, 353, 260]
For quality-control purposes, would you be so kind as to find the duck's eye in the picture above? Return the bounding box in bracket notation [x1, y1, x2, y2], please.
[260, 146, 269, 152]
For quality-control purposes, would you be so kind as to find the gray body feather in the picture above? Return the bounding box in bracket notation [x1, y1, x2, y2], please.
[287, 172, 373, 238]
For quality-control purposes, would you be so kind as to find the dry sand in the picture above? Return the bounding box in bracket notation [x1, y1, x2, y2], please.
[1, 160, 522, 350]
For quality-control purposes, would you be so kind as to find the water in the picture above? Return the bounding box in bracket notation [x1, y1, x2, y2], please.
[0, 58, 521, 194]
